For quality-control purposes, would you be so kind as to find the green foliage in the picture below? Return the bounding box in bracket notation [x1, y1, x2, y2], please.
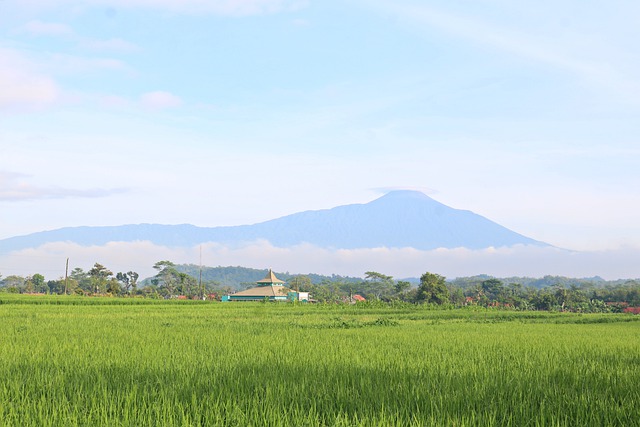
[173, 264, 362, 290]
[361, 271, 395, 300]
[394, 280, 411, 294]
[288, 274, 311, 292]
[0, 275, 26, 293]
[116, 271, 140, 295]
[31, 274, 45, 291]
[88, 263, 113, 294]
[415, 272, 450, 304]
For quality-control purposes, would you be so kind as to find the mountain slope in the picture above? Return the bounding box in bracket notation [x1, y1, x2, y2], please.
[0, 190, 547, 252]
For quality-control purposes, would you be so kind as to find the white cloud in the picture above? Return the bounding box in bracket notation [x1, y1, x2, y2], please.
[0, 48, 60, 111]
[23, 20, 74, 37]
[0, 46, 136, 112]
[0, 171, 127, 202]
[140, 91, 183, 109]
[2, 240, 638, 281]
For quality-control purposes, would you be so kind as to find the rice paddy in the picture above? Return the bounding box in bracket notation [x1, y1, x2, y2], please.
[1, 296, 639, 426]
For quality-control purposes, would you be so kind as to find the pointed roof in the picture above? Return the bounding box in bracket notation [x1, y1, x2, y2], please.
[256, 269, 285, 285]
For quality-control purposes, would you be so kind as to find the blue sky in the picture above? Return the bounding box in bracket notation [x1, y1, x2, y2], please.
[1, 0, 639, 279]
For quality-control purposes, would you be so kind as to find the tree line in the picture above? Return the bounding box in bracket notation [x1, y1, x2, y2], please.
[1, 263, 639, 311]
[0, 261, 205, 299]
[297, 271, 640, 312]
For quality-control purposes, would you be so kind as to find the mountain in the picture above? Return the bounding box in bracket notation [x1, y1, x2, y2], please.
[0, 190, 548, 252]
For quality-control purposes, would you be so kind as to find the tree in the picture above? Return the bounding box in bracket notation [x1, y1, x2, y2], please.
[553, 285, 568, 310]
[1, 275, 26, 293]
[176, 272, 197, 297]
[128, 271, 139, 295]
[481, 278, 505, 302]
[152, 261, 180, 297]
[415, 272, 449, 304]
[113, 271, 140, 296]
[289, 275, 311, 292]
[32, 274, 46, 293]
[24, 276, 35, 293]
[47, 279, 66, 295]
[308, 281, 345, 303]
[106, 279, 122, 296]
[363, 271, 394, 300]
[24, 274, 49, 293]
[116, 272, 129, 293]
[88, 263, 113, 294]
[115, 271, 139, 296]
[531, 290, 557, 311]
[70, 268, 90, 294]
[505, 282, 526, 308]
[448, 286, 466, 305]
[394, 281, 411, 295]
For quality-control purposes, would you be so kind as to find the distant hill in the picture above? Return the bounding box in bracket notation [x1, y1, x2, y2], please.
[0, 190, 548, 252]
[448, 274, 623, 290]
[174, 265, 362, 289]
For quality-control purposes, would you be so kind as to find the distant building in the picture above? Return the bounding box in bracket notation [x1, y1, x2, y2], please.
[294, 291, 310, 302]
[224, 269, 290, 302]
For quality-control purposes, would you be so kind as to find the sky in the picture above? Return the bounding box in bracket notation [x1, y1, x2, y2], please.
[1, 0, 639, 280]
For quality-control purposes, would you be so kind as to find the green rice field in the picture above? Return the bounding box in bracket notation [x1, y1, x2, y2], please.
[1, 295, 639, 426]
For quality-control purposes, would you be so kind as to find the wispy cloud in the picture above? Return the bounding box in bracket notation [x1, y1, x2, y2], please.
[14, 0, 308, 16]
[20, 20, 139, 53]
[0, 171, 127, 202]
[140, 91, 183, 110]
[78, 38, 139, 53]
[45, 53, 131, 74]
[0, 46, 136, 113]
[23, 20, 74, 37]
[371, 1, 640, 103]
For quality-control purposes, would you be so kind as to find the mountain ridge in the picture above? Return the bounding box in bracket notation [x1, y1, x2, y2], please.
[0, 190, 548, 252]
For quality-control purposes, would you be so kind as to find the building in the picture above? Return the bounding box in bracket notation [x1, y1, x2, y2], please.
[223, 269, 290, 302]
[291, 291, 310, 302]
[352, 294, 366, 302]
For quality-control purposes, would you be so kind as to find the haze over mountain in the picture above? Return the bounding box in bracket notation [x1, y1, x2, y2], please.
[0, 191, 547, 252]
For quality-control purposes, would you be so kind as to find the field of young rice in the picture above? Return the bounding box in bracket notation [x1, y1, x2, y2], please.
[1, 296, 639, 426]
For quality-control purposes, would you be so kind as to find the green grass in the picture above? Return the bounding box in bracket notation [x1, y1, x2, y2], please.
[1, 297, 639, 426]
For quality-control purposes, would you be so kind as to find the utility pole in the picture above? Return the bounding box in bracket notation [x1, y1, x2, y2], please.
[64, 258, 69, 295]
[199, 245, 204, 300]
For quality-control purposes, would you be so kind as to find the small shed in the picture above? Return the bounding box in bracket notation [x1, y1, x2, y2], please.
[287, 291, 310, 302]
